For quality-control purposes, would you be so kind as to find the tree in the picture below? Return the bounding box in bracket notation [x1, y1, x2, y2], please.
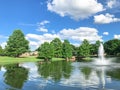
[104, 39, 120, 55]
[5, 30, 29, 57]
[90, 40, 100, 55]
[78, 39, 91, 57]
[0, 45, 3, 56]
[51, 38, 62, 58]
[38, 42, 54, 61]
[62, 40, 72, 60]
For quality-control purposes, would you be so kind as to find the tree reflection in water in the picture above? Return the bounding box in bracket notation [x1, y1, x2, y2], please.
[37, 61, 73, 82]
[81, 66, 92, 80]
[4, 64, 28, 89]
[107, 68, 120, 80]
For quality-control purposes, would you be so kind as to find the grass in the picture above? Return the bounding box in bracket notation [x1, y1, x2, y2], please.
[0, 56, 65, 65]
[0, 56, 42, 65]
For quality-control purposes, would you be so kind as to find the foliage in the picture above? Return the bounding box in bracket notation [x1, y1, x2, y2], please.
[62, 40, 72, 60]
[90, 40, 100, 55]
[78, 39, 91, 57]
[38, 42, 54, 61]
[104, 39, 120, 55]
[0, 46, 3, 56]
[71, 44, 78, 56]
[51, 38, 62, 58]
[5, 30, 29, 57]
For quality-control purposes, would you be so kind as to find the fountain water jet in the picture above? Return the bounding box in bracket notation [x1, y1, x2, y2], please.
[94, 43, 109, 65]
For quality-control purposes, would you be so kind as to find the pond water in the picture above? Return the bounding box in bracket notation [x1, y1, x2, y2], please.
[0, 57, 120, 90]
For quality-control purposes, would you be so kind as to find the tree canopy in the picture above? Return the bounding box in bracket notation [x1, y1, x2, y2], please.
[62, 40, 72, 60]
[5, 30, 29, 57]
[78, 39, 91, 57]
[38, 42, 54, 61]
[51, 38, 62, 58]
[104, 39, 120, 55]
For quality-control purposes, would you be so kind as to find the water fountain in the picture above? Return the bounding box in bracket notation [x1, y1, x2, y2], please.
[95, 43, 109, 65]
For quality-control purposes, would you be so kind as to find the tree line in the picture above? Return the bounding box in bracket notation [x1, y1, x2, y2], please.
[0, 30, 120, 61]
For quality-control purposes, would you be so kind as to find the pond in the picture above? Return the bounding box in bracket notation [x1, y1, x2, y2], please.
[0, 57, 120, 90]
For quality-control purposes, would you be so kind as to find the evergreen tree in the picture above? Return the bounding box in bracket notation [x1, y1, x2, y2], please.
[38, 42, 54, 61]
[51, 38, 62, 58]
[62, 40, 72, 60]
[6, 30, 29, 57]
[78, 39, 91, 57]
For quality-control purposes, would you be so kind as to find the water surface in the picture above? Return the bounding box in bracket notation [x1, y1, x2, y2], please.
[0, 57, 120, 90]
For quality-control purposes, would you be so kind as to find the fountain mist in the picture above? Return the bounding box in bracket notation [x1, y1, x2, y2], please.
[98, 43, 105, 64]
[94, 43, 109, 65]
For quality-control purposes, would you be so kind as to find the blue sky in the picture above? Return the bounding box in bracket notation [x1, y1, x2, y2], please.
[0, 0, 120, 51]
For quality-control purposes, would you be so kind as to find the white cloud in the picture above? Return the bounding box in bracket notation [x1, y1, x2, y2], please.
[107, 0, 116, 8]
[47, 0, 104, 20]
[39, 20, 50, 26]
[94, 13, 120, 24]
[26, 27, 103, 50]
[36, 27, 48, 32]
[26, 33, 60, 50]
[60, 27, 103, 43]
[114, 34, 120, 39]
[107, 0, 120, 8]
[103, 32, 109, 35]
[36, 20, 50, 32]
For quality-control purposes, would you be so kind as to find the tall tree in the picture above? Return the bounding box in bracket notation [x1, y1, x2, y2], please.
[5, 30, 29, 57]
[62, 40, 72, 60]
[51, 38, 62, 58]
[38, 42, 54, 61]
[78, 39, 91, 57]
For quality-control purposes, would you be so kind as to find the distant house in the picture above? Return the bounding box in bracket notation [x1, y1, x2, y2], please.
[19, 51, 38, 57]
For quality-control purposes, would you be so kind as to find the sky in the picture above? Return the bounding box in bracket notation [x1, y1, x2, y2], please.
[0, 0, 120, 51]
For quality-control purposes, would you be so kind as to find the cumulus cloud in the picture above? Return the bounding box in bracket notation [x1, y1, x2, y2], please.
[94, 13, 120, 24]
[36, 20, 50, 32]
[26, 27, 102, 50]
[60, 27, 103, 43]
[26, 33, 60, 50]
[114, 34, 120, 39]
[103, 32, 109, 35]
[47, 0, 104, 20]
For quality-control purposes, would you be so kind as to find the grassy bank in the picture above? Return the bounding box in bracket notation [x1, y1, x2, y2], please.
[0, 56, 65, 65]
[0, 56, 41, 65]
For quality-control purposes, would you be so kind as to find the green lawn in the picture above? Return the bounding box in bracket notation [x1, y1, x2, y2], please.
[0, 56, 41, 65]
[0, 56, 65, 65]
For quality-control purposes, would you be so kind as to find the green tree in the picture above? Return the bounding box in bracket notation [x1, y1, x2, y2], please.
[38, 42, 54, 61]
[62, 40, 72, 60]
[90, 40, 100, 55]
[51, 38, 62, 58]
[5, 30, 29, 57]
[78, 39, 91, 57]
[0, 45, 3, 56]
[104, 39, 120, 55]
